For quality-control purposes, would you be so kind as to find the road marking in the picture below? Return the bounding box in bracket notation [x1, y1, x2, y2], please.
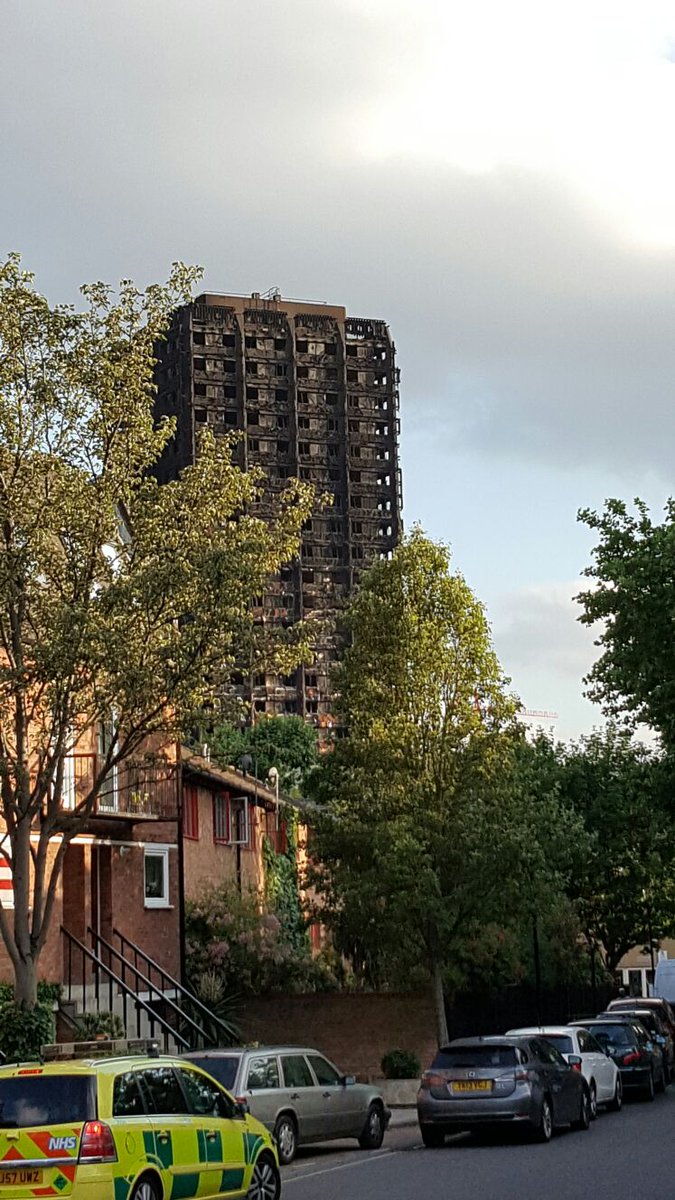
[284, 1149, 398, 1185]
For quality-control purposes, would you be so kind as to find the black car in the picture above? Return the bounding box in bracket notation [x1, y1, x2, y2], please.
[597, 1008, 674, 1084]
[572, 1018, 665, 1100]
[417, 1035, 590, 1146]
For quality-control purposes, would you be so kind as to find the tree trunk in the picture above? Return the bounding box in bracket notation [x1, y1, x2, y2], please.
[13, 955, 38, 1008]
[431, 956, 449, 1046]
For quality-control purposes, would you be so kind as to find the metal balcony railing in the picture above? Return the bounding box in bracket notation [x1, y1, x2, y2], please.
[61, 755, 178, 821]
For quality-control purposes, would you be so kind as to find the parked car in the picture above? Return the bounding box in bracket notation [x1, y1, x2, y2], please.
[598, 1007, 674, 1083]
[607, 996, 675, 1044]
[0, 1052, 280, 1200]
[571, 1018, 665, 1100]
[182, 1046, 390, 1164]
[507, 1025, 622, 1118]
[417, 1036, 590, 1147]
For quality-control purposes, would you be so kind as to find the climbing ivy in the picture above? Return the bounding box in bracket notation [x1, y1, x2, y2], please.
[262, 809, 309, 956]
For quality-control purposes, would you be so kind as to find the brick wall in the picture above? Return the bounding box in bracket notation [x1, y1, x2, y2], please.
[110, 842, 180, 977]
[183, 786, 265, 900]
[238, 992, 437, 1082]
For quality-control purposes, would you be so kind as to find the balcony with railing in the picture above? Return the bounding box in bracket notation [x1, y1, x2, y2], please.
[60, 755, 178, 822]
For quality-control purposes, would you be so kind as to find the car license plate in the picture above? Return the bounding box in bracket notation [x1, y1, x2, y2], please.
[452, 1080, 492, 1093]
[0, 1170, 43, 1185]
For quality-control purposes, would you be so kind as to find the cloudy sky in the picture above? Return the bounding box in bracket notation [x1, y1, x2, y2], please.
[3, 0, 675, 739]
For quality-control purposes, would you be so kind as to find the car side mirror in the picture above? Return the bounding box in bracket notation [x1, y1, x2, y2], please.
[567, 1054, 582, 1070]
[233, 1100, 249, 1120]
[341, 1074, 356, 1087]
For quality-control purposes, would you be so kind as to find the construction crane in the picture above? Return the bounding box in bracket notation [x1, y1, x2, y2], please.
[520, 709, 559, 721]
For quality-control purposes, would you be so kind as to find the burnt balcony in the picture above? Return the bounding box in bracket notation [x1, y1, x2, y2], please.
[60, 755, 179, 822]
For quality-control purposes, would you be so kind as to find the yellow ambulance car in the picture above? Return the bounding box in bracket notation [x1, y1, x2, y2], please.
[0, 1053, 280, 1199]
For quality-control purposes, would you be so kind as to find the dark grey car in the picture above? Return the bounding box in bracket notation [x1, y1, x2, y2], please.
[417, 1036, 590, 1146]
[182, 1046, 390, 1164]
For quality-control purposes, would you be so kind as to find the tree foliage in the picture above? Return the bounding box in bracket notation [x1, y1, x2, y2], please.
[553, 727, 675, 970]
[309, 530, 529, 1041]
[208, 715, 318, 794]
[578, 497, 675, 745]
[0, 255, 313, 1003]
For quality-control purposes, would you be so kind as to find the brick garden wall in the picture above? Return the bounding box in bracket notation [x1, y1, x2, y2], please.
[238, 991, 437, 1082]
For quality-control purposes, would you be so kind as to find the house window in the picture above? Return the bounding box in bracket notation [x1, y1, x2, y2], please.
[229, 797, 251, 847]
[144, 848, 169, 908]
[97, 713, 118, 812]
[183, 786, 199, 840]
[213, 794, 229, 844]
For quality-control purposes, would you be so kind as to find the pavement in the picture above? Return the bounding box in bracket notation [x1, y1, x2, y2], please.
[387, 1106, 417, 1128]
[282, 1087, 675, 1199]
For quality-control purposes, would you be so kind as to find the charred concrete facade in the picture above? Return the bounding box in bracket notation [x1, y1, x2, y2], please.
[153, 292, 402, 728]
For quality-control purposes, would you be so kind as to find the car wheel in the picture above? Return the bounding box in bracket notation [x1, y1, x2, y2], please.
[643, 1071, 655, 1102]
[607, 1075, 623, 1112]
[420, 1125, 446, 1148]
[534, 1096, 553, 1143]
[589, 1082, 597, 1120]
[130, 1177, 161, 1200]
[247, 1152, 281, 1200]
[274, 1113, 297, 1165]
[572, 1088, 591, 1132]
[358, 1103, 385, 1150]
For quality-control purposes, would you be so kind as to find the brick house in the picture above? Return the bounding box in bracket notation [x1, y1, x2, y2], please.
[180, 747, 285, 902]
[0, 732, 300, 1047]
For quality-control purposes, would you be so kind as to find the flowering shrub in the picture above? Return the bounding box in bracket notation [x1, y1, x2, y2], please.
[186, 883, 341, 995]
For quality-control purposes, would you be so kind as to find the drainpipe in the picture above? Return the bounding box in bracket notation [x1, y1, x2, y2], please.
[176, 741, 186, 987]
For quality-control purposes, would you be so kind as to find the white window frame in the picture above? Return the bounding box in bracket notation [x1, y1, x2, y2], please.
[229, 796, 250, 846]
[97, 711, 119, 812]
[144, 847, 170, 908]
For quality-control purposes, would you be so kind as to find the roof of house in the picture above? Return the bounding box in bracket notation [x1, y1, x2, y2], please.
[181, 746, 279, 811]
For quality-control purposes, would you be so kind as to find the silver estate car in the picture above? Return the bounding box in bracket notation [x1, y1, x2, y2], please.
[417, 1036, 590, 1146]
[183, 1045, 390, 1164]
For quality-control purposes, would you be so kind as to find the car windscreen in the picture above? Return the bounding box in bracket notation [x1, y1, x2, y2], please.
[0, 1076, 94, 1128]
[540, 1035, 574, 1054]
[432, 1046, 517, 1069]
[184, 1056, 240, 1092]
[585, 1024, 634, 1048]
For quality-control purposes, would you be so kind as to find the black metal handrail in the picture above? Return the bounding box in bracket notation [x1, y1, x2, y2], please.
[111, 926, 234, 1046]
[87, 927, 209, 1049]
[61, 927, 190, 1053]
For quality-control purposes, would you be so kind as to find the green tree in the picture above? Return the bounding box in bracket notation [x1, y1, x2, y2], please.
[209, 714, 318, 794]
[555, 727, 675, 970]
[578, 497, 675, 745]
[309, 528, 522, 1044]
[0, 254, 313, 1005]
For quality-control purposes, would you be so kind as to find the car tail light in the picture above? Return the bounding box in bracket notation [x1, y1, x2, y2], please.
[622, 1052, 640, 1066]
[78, 1121, 117, 1163]
[420, 1072, 446, 1089]
[514, 1069, 535, 1083]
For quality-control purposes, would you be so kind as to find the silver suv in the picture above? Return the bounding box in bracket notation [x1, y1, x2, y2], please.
[182, 1045, 390, 1163]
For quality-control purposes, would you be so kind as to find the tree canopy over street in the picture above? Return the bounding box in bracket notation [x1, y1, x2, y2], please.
[0, 255, 313, 1004]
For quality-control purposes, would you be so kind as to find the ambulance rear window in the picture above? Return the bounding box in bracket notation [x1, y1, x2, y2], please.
[0, 1076, 95, 1127]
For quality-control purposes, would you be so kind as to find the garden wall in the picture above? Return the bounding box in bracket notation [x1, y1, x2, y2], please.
[238, 991, 437, 1082]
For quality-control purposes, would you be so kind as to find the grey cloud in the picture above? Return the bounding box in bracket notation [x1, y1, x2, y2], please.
[2, 1, 675, 484]
[490, 583, 605, 740]
[492, 583, 597, 679]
